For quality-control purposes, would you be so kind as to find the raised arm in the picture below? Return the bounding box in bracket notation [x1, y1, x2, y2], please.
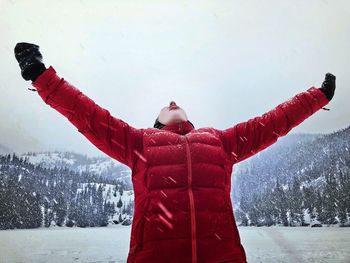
[219, 77, 334, 165]
[14, 43, 143, 169]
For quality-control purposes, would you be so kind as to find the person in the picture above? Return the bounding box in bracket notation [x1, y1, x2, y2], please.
[14, 42, 336, 263]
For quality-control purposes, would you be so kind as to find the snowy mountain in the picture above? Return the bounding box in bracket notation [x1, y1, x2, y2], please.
[20, 150, 132, 189]
[0, 153, 134, 230]
[233, 125, 350, 227]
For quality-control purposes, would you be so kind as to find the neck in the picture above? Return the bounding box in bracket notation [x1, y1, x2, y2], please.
[160, 120, 194, 135]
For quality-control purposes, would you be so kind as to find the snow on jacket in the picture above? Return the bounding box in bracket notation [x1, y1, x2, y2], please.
[32, 66, 330, 263]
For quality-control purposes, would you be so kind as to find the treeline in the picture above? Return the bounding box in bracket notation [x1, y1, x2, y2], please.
[0, 153, 132, 230]
[236, 172, 350, 226]
[234, 126, 350, 226]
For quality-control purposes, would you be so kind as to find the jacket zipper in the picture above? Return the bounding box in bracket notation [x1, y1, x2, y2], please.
[185, 136, 197, 263]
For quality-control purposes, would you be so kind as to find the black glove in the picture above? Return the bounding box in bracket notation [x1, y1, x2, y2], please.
[14, 42, 47, 82]
[319, 73, 336, 101]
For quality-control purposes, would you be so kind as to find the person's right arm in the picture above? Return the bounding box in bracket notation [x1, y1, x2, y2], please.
[32, 66, 143, 169]
[14, 42, 143, 169]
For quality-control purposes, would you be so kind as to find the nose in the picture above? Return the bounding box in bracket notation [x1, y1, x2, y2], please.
[169, 101, 178, 110]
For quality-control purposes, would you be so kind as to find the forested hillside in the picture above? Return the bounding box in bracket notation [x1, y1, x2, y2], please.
[233, 125, 350, 227]
[0, 153, 133, 230]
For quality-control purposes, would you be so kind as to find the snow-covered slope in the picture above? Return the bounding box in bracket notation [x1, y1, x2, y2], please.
[77, 182, 134, 222]
[233, 125, 350, 227]
[20, 150, 131, 183]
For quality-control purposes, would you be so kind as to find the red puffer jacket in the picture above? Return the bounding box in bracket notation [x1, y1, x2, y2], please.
[32, 66, 330, 263]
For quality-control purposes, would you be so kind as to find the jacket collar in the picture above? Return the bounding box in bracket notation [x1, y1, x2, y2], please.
[160, 120, 194, 135]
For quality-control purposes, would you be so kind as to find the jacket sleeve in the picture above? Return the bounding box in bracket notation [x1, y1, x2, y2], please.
[219, 87, 330, 165]
[31, 65, 143, 169]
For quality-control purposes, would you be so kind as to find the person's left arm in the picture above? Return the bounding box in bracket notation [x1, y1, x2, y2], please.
[218, 76, 334, 165]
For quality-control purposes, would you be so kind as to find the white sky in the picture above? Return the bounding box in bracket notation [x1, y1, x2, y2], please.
[0, 0, 349, 157]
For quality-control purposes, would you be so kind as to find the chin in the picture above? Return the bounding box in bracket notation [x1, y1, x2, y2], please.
[168, 118, 187, 125]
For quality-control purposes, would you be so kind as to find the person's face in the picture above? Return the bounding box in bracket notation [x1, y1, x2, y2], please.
[158, 101, 188, 125]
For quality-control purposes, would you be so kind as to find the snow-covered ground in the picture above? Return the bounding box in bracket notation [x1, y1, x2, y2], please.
[0, 225, 349, 263]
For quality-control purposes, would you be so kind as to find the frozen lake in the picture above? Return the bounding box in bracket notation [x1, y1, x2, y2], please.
[0, 225, 349, 263]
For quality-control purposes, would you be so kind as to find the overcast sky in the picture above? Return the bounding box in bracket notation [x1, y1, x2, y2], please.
[0, 0, 349, 157]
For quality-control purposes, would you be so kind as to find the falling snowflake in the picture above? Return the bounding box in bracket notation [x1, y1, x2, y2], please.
[158, 214, 174, 229]
[158, 201, 173, 219]
[167, 176, 177, 183]
[134, 150, 147, 163]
